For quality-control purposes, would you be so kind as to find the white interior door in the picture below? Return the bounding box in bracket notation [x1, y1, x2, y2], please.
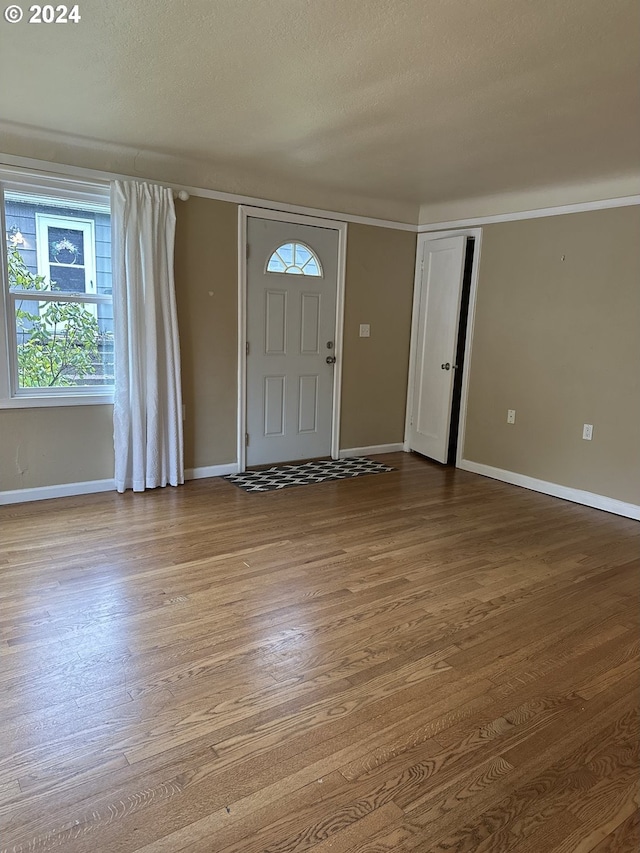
[407, 236, 466, 463]
[246, 217, 339, 466]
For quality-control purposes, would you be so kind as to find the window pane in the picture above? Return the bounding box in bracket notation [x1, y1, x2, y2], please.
[278, 243, 294, 264]
[48, 226, 85, 265]
[3, 186, 112, 401]
[266, 242, 323, 277]
[49, 264, 86, 293]
[267, 255, 286, 273]
[14, 299, 114, 389]
[294, 245, 311, 266]
[95, 213, 112, 296]
[5, 193, 109, 291]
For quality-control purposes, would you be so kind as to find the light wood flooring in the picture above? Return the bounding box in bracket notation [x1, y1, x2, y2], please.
[1, 452, 638, 852]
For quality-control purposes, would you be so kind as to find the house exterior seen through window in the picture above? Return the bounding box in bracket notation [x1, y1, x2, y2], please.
[1, 180, 113, 404]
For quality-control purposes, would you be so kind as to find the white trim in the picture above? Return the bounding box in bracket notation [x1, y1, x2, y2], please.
[0, 393, 113, 408]
[185, 463, 238, 480]
[2, 154, 639, 234]
[417, 195, 640, 231]
[1, 173, 114, 407]
[0, 172, 111, 207]
[403, 228, 483, 470]
[238, 206, 347, 472]
[0, 154, 415, 232]
[0, 463, 241, 505]
[240, 205, 350, 231]
[403, 234, 427, 452]
[459, 460, 640, 521]
[339, 443, 405, 458]
[237, 206, 248, 471]
[331, 224, 347, 462]
[0, 478, 115, 505]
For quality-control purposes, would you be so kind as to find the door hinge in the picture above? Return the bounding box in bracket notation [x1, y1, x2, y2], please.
[245, 432, 249, 446]
[246, 341, 250, 356]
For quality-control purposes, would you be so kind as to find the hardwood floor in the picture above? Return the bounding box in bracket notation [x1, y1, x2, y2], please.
[1, 452, 638, 853]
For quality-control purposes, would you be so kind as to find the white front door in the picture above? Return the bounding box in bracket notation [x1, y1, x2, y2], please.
[246, 217, 339, 466]
[407, 236, 466, 463]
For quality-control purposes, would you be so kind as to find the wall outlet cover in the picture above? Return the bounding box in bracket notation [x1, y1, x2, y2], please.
[359, 324, 371, 337]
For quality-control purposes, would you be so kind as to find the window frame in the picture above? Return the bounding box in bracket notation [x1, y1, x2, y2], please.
[0, 172, 114, 408]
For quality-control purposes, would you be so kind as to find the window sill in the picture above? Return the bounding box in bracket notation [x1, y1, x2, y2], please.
[0, 393, 114, 409]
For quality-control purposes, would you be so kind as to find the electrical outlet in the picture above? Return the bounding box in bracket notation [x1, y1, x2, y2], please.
[582, 423, 593, 440]
[359, 324, 370, 338]
[507, 409, 516, 424]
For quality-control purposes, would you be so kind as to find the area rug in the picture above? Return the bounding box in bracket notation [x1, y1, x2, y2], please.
[224, 457, 394, 493]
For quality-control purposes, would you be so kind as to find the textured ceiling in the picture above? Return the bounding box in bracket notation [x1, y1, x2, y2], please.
[0, 0, 638, 222]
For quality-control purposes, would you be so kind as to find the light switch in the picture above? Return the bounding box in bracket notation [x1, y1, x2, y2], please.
[359, 324, 370, 337]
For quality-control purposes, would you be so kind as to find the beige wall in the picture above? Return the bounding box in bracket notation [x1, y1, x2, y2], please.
[175, 209, 417, 464]
[0, 405, 114, 491]
[1, 198, 416, 493]
[340, 224, 416, 448]
[4, 194, 638, 506]
[464, 205, 640, 505]
[174, 196, 238, 470]
[175, 208, 417, 466]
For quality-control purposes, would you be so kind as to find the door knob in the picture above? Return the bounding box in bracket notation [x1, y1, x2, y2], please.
[326, 356, 337, 364]
[441, 362, 451, 370]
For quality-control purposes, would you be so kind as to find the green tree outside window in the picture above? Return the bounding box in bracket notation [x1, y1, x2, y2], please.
[8, 244, 104, 388]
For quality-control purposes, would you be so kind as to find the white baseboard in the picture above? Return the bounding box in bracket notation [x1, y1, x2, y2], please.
[0, 478, 116, 506]
[339, 443, 405, 458]
[458, 459, 640, 521]
[185, 463, 238, 480]
[0, 463, 240, 506]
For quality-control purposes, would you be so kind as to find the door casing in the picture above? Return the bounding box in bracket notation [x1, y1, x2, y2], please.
[238, 206, 347, 472]
[404, 227, 483, 468]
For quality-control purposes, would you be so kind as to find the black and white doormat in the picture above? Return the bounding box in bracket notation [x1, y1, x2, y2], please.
[224, 457, 394, 493]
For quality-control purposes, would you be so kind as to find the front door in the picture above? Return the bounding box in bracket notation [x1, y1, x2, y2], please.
[407, 235, 467, 463]
[246, 217, 339, 466]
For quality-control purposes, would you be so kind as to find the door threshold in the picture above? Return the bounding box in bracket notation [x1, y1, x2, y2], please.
[247, 455, 333, 472]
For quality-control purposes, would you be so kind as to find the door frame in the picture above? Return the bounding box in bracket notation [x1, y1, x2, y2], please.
[237, 205, 348, 472]
[404, 227, 483, 468]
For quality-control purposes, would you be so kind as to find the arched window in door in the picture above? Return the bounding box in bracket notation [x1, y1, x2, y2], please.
[266, 242, 322, 277]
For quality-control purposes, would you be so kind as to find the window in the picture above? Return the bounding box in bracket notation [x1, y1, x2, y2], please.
[0, 176, 113, 406]
[266, 242, 322, 276]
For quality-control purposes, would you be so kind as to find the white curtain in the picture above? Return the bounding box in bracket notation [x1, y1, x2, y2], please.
[111, 180, 184, 493]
